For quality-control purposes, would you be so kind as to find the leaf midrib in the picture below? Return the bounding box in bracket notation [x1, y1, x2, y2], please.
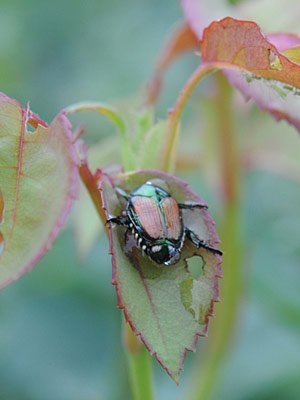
[4, 107, 26, 255]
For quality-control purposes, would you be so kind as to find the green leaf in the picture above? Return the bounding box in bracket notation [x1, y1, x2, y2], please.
[64, 101, 138, 171]
[65, 102, 126, 134]
[100, 169, 222, 382]
[120, 108, 177, 173]
[132, 108, 154, 153]
[138, 120, 168, 170]
[117, 107, 155, 171]
[0, 93, 78, 287]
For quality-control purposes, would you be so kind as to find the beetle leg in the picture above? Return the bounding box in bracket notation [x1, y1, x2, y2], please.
[185, 228, 223, 256]
[106, 215, 129, 227]
[179, 203, 208, 210]
[107, 215, 145, 248]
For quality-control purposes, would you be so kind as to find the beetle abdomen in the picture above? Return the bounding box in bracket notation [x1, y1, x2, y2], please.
[161, 197, 182, 241]
[131, 196, 164, 239]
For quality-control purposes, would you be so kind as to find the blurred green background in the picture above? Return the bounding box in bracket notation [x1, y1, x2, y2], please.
[0, 1, 300, 399]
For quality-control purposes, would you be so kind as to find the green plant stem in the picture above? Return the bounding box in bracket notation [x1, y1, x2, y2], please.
[124, 321, 154, 400]
[188, 73, 243, 400]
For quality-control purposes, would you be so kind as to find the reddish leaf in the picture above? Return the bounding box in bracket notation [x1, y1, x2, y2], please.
[201, 18, 300, 88]
[200, 18, 300, 131]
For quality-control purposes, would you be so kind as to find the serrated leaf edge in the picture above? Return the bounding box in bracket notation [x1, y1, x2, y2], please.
[100, 169, 222, 382]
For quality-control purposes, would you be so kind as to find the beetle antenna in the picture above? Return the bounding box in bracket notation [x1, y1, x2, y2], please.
[115, 186, 129, 200]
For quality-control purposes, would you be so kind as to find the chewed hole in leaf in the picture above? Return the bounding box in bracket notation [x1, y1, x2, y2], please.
[26, 123, 37, 133]
[25, 114, 38, 133]
[269, 49, 283, 70]
[180, 276, 212, 325]
[186, 255, 204, 279]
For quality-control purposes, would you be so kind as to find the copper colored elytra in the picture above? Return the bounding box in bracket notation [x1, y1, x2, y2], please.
[108, 181, 222, 266]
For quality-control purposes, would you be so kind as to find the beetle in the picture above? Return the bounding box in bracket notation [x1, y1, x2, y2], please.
[108, 180, 222, 266]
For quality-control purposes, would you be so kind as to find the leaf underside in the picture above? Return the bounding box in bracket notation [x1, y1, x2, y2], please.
[100, 169, 222, 382]
[0, 93, 78, 287]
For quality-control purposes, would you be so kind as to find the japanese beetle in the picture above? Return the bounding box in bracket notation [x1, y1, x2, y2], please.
[108, 180, 222, 266]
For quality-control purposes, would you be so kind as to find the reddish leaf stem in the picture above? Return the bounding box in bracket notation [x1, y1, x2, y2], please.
[163, 63, 216, 172]
[146, 22, 199, 106]
[78, 163, 108, 236]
